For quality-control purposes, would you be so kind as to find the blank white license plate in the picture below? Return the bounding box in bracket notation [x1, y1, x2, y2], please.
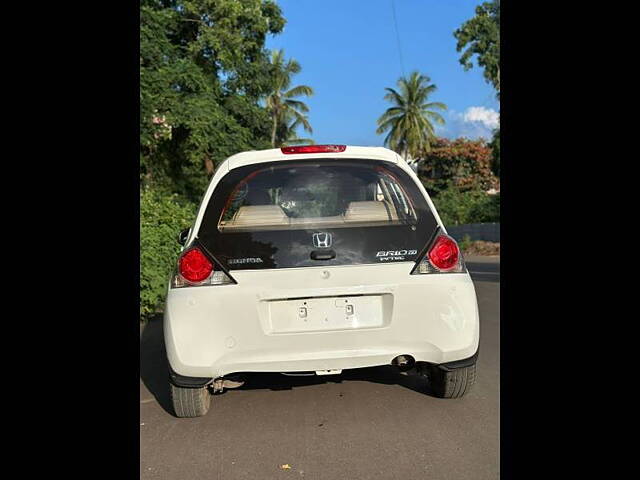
[268, 296, 385, 334]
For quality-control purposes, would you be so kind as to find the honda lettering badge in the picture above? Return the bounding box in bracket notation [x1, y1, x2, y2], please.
[312, 232, 332, 248]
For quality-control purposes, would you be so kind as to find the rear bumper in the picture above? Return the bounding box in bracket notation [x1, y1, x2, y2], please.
[167, 345, 479, 381]
[164, 263, 480, 379]
[435, 349, 479, 371]
[169, 349, 480, 387]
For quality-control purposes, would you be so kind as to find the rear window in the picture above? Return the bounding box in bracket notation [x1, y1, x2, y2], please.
[197, 159, 438, 270]
[218, 163, 417, 232]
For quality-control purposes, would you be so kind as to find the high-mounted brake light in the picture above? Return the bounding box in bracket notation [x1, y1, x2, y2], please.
[179, 247, 213, 283]
[412, 233, 465, 274]
[281, 145, 346, 154]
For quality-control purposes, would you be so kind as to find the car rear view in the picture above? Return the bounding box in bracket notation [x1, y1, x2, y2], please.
[164, 145, 479, 417]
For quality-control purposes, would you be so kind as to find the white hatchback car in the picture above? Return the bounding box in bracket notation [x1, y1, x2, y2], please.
[164, 145, 479, 417]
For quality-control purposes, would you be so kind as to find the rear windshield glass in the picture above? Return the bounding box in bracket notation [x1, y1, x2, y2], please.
[217, 163, 418, 232]
[196, 159, 438, 270]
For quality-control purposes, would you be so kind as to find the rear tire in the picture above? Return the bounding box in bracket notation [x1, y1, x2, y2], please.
[170, 383, 211, 417]
[428, 363, 476, 399]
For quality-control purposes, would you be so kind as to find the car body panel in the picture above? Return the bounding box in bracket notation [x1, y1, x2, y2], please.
[164, 262, 479, 378]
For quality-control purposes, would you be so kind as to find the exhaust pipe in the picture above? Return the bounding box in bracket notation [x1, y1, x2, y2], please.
[392, 355, 415, 372]
[212, 374, 246, 393]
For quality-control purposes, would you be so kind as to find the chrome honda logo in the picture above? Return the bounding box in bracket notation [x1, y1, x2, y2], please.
[312, 232, 332, 248]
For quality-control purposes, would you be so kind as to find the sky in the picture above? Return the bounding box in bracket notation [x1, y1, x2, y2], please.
[265, 0, 500, 146]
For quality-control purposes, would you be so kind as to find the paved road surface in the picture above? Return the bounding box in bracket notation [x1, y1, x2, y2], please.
[140, 256, 499, 479]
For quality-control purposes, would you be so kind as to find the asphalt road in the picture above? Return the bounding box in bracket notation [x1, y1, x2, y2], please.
[140, 256, 499, 480]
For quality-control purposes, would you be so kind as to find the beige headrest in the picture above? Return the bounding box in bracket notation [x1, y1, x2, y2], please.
[343, 201, 397, 222]
[232, 205, 290, 226]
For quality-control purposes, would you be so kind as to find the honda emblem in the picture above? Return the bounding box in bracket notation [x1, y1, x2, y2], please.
[312, 232, 332, 248]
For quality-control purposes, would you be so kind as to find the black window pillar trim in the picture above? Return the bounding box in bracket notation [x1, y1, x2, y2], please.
[410, 225, 442, 275]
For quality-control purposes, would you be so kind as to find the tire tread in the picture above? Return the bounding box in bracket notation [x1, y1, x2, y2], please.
[430, 363, 476, 399]
[170, 383, 211, 417]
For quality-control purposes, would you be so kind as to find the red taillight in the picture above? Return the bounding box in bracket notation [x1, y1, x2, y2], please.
[179, 248, 213, 283]
[428, 235, 460, 271]
[281, 145, 346, 154]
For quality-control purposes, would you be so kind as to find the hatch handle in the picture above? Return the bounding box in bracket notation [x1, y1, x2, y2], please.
[310, 249, 336, 261]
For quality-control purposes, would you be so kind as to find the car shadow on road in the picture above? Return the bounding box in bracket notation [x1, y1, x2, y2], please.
[140, 317, 174, 414]
[233, 366, 434, 396]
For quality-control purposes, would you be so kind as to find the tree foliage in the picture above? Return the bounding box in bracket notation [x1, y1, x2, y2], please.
[276, 109, 315, 146]
[432, 188, 500, 227]
[454, 0, 500, 96]
[376, 71, 447, 158]
[265, 49, 314, 147]
[140, 0, 286, 202]
[489, 128, 500, 177]
[140, 187, 197, 320]
[417, 137, 498, 196]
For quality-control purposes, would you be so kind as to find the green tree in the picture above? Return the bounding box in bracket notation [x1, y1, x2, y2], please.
[417, 137, 498, 196]
[276, 109, 315, 146]
[140, 187, 197, 320]
[489, 128, 500, 177]
[431, 187, 500, 226]
[140, 0, 285, 201]
[376, 71, 447, 159]
[265, 49, 314, 147]
[454, 0, 500, 96]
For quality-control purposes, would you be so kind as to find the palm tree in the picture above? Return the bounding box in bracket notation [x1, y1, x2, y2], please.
[376, 71, 447, 159]
[266, 49, 314, 148]
[276, 110, 315, 146]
